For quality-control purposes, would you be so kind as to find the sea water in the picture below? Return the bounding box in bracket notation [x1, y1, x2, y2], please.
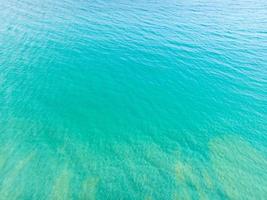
[0, 0, 266, 199]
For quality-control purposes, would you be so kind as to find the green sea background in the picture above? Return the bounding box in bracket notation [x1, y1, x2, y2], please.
[0, 0, 267, 199]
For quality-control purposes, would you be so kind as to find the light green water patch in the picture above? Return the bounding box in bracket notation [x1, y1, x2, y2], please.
[0, 151, 36, 200]
[173, 135, 267, 200]
[50, 167, 73, 200]
[51, 140, 102, 199]
[111, 140, 178, 199]
[79, 177, 99, 200]
[209, 135, 267, 200]
[0, 143, 17, 171]
[173, 189, 192, 200]
[174, 160, 217, 200]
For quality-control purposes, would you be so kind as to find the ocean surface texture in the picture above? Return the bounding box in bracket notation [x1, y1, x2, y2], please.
[0, 0, 267, 199]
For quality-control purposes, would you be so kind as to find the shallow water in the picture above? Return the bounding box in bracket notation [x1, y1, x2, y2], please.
[0, 0, 267, 199]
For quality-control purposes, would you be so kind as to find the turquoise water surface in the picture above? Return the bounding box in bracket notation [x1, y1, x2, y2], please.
[0, 0, 267, 199]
